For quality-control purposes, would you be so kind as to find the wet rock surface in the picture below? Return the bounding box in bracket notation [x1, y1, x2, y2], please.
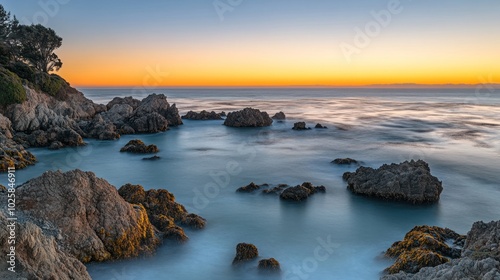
[258, 258, 281, 272]
[182, 110, 223, 120]
[344, 160, 443, 204]
[224, 108, 273, 127]
[292, 122, 310, 130]
[271, 111, 286, 120]
[120, 139, 159, 154]
[232, 243, 259, 264]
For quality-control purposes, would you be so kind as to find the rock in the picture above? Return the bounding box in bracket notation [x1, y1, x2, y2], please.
[262, 184, 289, 195]
[384, 226, 465, 274]
[182, 110, 223, 120]
[120, 139, 159, 154]
[79, 114, 120, 140]
[332, 158, 359, 165]
[0, 143, 37, 172]
[224, 108, 273, 127]
[258, 258, 281, 272]
[133, 94, 182, 127]
[16, 170, 159, 263]
[343, 160, 443, 204]
[0, 212, 91, 280]
[107, 96, 141, 110]
[232, 243, 259, 264]
[315, 123, 327, 129]
[236, 182, 261, 193]
[143, 155, 161, 161]
[220, 111, 226, 117]
[292, 122, 310, 130]
[381, 257, 500, 280]
[462, 220, 500, 261]
[48, 141, 64, 150]
[118, 184, 206, 241]
[272, 111, 286, 120]
[0, 184, 6, 192]
[279, 182, 325, 201]
[0, 113, 13, 139]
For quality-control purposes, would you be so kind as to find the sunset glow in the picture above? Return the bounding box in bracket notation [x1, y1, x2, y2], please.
[5, 0, 500, 87]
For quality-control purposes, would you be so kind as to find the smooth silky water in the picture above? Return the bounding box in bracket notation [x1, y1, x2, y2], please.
[15, 88, 500, 279]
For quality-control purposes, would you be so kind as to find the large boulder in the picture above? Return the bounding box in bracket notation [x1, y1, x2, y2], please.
[118, 184, 206, 241]
[0, 212, 91, 280]
[16, 170, 159, 263]
[343, 160, 443, 204]
[292, 122, 310, 130]
[271, 111, 286, 120]
[279, 182, 326, 201]
[462, 220, 500, 261]
[182, 110, 223, 120]
[120, 139, 159, 154]
[106, 96, 141, 110]
[258, 258, 281, 272]
[224, 108, 273, 127]
[332, 158, 359, 165]
[232, 243, 259, 264]
[384, 226, 465, 274]
[236, 182, 261, 193]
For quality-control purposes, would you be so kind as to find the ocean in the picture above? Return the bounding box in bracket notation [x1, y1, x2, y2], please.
[16, 87, 500, 280]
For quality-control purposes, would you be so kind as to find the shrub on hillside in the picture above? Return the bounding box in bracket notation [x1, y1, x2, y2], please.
[0, 67, 26, 106]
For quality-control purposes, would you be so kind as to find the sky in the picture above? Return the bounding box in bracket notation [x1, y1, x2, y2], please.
[2, 0, 500, 87]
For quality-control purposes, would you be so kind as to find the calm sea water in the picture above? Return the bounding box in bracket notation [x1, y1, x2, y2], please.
[16, 88, 500, 280]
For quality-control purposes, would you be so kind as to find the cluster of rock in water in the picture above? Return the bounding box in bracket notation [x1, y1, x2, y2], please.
[0, 83, 499, 279]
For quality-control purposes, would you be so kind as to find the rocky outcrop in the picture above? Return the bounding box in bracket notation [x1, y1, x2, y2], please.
[272, 111, 286, 120]
[332, 158, 359, 165]
[224, 108, 273, 127]
[0, 212, 91, 280]
[120, 139, 159, 154]
[182, 110, 223, 120]
[343, 160, 443, 204]
[16, 170, 159, 263]
[280, 182, 326, 201]
[262, 184, 289, 195]
[0, 114, 37, 171]
[384, 226, 465, 274]
[382, 257, 500, 280]
[236, 182, 261, 193]
[107, 96, 141, 110]
[315, 123, 327, 129]
[292, 122, 310, 130]
[232, 243, 259, 264]
[118, 184, 206, 241]
[462, 220, 500, 261]
[258, 258, 281, 272]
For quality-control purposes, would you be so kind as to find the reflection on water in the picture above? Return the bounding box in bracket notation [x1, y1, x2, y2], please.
[17, 88, 500, 280]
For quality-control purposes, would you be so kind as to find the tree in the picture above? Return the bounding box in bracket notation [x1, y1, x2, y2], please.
[16, 24, 63, 72]
[0, 4, 18, 64]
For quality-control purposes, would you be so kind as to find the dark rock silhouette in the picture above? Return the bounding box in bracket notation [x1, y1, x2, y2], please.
[224, 108, 273, 127]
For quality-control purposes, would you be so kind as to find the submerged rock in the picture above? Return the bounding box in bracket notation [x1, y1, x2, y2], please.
[120, 139, 159, 154]
[384, 226, 465, 274]
[224, 108, 273, 127]
[182, 110, 223, 120]
[343, 160, 443, 204]
[292, 122, 310, 130]
[232, 243, 259, 264]
[142, 155, 161, 161]
[332, 158, 359, 165]
[118, 184, 206, 241]
[258, 258, 281, 272]
[262, 184, 289, 195]
[315, 123, 327, 129]
[0, 212, 91, 280]
[16, 170, 159, 263]
[272, 111, 286, 120]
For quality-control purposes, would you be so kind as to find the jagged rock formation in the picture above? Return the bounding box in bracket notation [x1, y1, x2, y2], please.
[16, 170, 160, 263]
[236, 182, 262, 193]
[0, 112, 36, 171]
[0, 212, 91, 280]
[280, 182, 326, 201]
[384, 226, 465, 274]
[343, 160, 443, 204]
[118, 184, 206, 242]
[315, 123, 327, 129]
[232, 243, 259, 264]
[224, 108, 273, 127]
[382, 220, 500, 279]
[120, 139, 159, 154]
[182, 110, 223, 120]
